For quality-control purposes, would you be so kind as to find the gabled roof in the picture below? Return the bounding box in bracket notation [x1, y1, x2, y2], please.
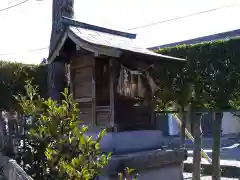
[48, 17, 185, 63]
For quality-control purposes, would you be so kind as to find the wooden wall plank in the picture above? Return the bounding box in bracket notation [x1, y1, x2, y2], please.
[79, 107, 92, 125]
[74, 82, 92, 98]
[71, 54, 94, 99]
[96, 112, 110, 126]
[71, 54, 94, 69]
[70, 54, 96, 127]
[73, 68, 92, 84]
[96, 106, 110, 127]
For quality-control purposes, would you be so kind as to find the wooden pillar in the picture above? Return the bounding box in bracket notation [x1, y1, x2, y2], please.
[48, 0, 74, 100]
[212, 111, 222, 180]
[192, 105, 201, 180]
[92, 59, 96, 127]
[109, 59, 115, 129]
[48, 59, 67, 101]
[49, 0, 74, 54]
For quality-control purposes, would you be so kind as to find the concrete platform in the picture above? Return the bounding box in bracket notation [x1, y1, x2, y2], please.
[99, 149, 187, 180]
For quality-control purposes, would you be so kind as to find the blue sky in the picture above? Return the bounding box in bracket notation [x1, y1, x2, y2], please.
[0, 0, 239, 64]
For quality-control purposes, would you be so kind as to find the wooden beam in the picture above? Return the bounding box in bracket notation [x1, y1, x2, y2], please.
[75, 97, 92, 103]
[69, 59, 74, 98]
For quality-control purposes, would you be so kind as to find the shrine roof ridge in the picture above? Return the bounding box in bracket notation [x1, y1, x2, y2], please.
[61, 16, 137, 39]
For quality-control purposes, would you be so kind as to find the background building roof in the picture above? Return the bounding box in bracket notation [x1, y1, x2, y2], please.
[149, 29, 240, 50]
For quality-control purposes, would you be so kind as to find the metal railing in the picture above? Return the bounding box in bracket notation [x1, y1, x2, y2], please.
[0, 153, 33, 180]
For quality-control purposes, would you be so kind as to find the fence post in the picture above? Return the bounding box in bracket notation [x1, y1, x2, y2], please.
[212, 111, 222, 180]
[192, 104, 201, 180]
[180, 106, 186, 148]
[0, 112, 4, 149]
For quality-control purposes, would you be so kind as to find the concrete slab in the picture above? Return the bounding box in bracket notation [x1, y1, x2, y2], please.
[185, 157, 240, 167]
[184, 157, 240, 178]
[183, 173, 238, 180]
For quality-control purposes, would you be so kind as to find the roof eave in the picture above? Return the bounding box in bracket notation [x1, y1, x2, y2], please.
[62, 16, 137, 39]
[48, 27, 186, 63]
[68, 28, 185, 62]
[122, 50, 186, 63]
[48, 31, 68, 64]
[154, 53, 186, 61]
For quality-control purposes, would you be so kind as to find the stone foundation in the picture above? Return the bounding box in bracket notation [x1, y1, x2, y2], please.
[85, 130, 187, 180]
[99, 164, 183, 180]
[99, 149, 187, 180]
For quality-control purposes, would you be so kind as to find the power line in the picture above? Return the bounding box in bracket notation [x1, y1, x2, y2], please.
[5, 0, 23, 7]
[0, 3, 238, 56]
[27, 47, 48, 52]
[0, 0, 46, 57]
[126, 3, 238, 31]
[0, 0, 31, 12]
[0, 47, 48, 57]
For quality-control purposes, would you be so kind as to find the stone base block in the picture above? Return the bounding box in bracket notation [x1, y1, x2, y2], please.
[98, 164, 183, 180]
[98, 149, 187, 180]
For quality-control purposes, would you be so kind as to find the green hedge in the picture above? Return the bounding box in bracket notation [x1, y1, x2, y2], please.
[0, 61, 48, 111]
[155, 38, 240, 109]
[2, 38, 240, 110]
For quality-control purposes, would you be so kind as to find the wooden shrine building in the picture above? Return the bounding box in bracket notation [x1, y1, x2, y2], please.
[48, 16, 185, 132]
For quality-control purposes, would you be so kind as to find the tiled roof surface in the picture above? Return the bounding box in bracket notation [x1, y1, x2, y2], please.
[68, 26, 184, 61]
[62, 17, 184, 61]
